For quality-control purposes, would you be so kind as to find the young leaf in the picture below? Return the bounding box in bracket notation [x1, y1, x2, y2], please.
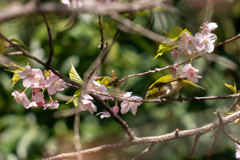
[69, 62, 84, 84]
[66, 89, 81, 107]
[168, 26, 183, 41]
[225, 82, 237, 94]
[10, 38, 28, 51]
[151, 41, 177, 62]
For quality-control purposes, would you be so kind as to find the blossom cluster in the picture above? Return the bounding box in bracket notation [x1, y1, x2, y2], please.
[178, 22, 218, 55]
[169, 22, 218, 83]
[79, 80, 143, 118]
[11, 65, 67, 110]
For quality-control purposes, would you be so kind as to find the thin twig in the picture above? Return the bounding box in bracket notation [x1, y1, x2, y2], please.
[98, 15, 104, 50]
[131, 143, 157, 160]
[207, 128, 221, 160]
[222, 128, 240, 144]
[92, 90, 240, 103]
[89, 92, 136, 140]
[41, 11, 54, 66]
[0, 1, 170, 24]
[214, 34, 240, 48]
[74, 110, 82, 160]
[189, 134, 202, 160]
[110, 12, 169, 43]
[37, 109, 240, 160]
[228, 96, 240, 112]
[0, 32, 81, 89]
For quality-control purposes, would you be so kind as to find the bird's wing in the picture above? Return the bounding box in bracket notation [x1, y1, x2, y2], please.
[148, 73, 180, 90]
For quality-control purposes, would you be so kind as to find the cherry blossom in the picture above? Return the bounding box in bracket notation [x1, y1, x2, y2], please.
[80, 94, 97, 114]
[36, 98, 45, 106]
[11, 90, 31, 109]
[170, 49, 180, 63]
[97, 101, 119, 119]
[18, 65, 46, 89]
[29, 101, 38, 108]
[46, 72, 67, 95]
[195, 29, 217, 53]
[200, 22, 218, 31]
[92, 81, 114, 100]
[61, 0, 83, 8]
[179, 63, 202, 83]
[32, 88, 44, 103]
[43, 99, 59, 110]
[170, 65, 179, 78]
[120, 92, 143, 115]
[179, 32, 195, 54]
[236, 143, 240, 159]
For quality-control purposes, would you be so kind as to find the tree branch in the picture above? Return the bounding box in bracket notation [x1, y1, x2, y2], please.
[0, 32, 81, 89]
[0, 1, 170, 24]
[89, 92, 136, 140]
[131, 143, 157, 160]
[38, 109, 240, 160]
[189, 134, 202, 160]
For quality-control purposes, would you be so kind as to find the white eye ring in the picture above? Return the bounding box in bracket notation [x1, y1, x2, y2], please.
[146, 91, 149, 96]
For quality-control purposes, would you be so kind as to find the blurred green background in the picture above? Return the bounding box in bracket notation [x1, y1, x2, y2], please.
[1, 0, 240, 159]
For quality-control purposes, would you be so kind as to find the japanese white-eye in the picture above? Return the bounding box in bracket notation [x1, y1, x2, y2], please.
[145, 73, 205, 100]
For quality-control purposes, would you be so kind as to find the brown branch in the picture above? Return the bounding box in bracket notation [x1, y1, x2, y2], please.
[228, 96, 240, 112]
[207, 128, 221, 160]
[222, 128, 240, 145]
[89, 92, 136, 140]
[0, 32, 81, 89]
[109, 65, 172, 86]
[189, 134, 202, 160]
[38, 109, 240, 160]
[98, 15, 104, 50]
[110, 12, 169, 43]
[214, 33, 240, 48]
[41, 11, 54, 66]
[131, 143, 157, 160]
[0, 1, 170, 24]
[92, 90, 240, 103]
[74, 110, 82, 160]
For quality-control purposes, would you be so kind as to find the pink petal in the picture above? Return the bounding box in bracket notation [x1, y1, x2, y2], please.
[120, 101, 130, 114]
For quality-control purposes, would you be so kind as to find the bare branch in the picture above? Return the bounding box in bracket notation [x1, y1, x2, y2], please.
[0, 1, 169, 24]
[74, 110, 82, 160]
[132, 143, 157, 160]
[0, 32, 81, 89]
[92, 90, 240, 103]
[89, 92, 136, 140]
[215, 34, 240, 48]
[207, 128, 221, 160]
[189, 134, 202, 160]
[223, 128, 240, 144]
[40, 10, 54, 66]
[110, 12, 169, 43]
[98, 15, 104, 50]
[38, 110, 240, 160]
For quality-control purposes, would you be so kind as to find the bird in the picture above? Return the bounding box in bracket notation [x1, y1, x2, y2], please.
[145, 73, 205, 100]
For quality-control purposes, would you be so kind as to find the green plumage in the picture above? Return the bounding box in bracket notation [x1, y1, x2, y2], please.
[145, 74, 205, 100]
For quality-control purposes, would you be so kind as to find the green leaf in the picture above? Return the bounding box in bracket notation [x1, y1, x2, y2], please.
[225, 82, 237, 94]
[69, 62, 84, 84]
[10, 38, 28, 51]
[66, 89, 81, 107]
[151, 41, 177, 62]
[168, 26, 183, 41]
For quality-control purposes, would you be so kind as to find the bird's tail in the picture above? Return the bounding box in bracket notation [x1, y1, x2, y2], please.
[181, 79, 205, 90]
